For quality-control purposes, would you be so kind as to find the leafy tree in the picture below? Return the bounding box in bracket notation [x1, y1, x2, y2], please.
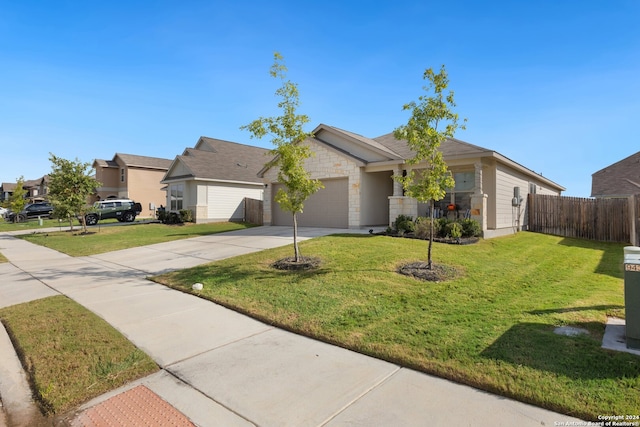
[393, 65, 466, 269]
[8, 176, 28, 222]
[47, 154, 101, 233]
[241, 52, 323, 262]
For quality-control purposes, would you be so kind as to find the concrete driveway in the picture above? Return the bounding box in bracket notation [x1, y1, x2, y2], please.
[82, 225, 348, 275]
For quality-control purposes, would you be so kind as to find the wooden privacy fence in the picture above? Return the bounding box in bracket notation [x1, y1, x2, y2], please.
[527, 194, 640, 244]
[244, 197, 263, 225]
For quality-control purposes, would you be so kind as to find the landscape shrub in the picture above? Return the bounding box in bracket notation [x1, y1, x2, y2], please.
[435, 218, 451, 237]
[392, 215, 481, 239]
[414, 217, 440, 239]
[164, 212, 183, 224]
[443, 221, 463, 239]
[179, 209, 193, 223]
[459, 218, 481, 237]
[393, 215, 415, 234]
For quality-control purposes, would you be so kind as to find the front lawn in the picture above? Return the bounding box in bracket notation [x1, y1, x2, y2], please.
[0, 217, 121, 232]
[16, 221, 256, 256]
[0, 296, 158, 415]
[152, 232, 638, 420]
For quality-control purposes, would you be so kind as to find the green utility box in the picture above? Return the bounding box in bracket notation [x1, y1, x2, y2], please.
[624, 246, 640, 350]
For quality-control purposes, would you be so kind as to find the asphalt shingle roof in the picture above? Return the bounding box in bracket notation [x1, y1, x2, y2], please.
[169, 137, 270, 183]
[373, 133, 492, 161]
[115, 153, 173, 170]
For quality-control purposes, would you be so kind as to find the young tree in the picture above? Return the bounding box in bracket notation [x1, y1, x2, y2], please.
[394, 65, 466, 269]
[47, 154, 101, 233]
[8, 176, 27, 222]
[241, 52, 323, 262]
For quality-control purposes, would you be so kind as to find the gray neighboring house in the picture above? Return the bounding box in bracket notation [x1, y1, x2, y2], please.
[260, 124, 565, 237]
[0, 182, 16, 202]
[1, 176, 49, 203]
[591, 150, 640, 198]
[161, 137, 270, 223]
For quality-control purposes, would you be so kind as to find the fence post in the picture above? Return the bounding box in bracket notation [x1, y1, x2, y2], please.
[632, 194, 639, 246]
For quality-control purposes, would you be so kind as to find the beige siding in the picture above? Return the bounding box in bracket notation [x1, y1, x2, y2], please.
[180, 181, 202, 219]
[171, 162, 191, 177]
[94, 167, 120, 200]
[494, 164, 561, 231]
[483, 163, 497, 229]
[194, 183, 206, 209]
[95, 167, 119, 189]
[495, 164, 530, 230]
[532, 183, 559, 196]
[125, 168, 167, 217]
[115, 159, 128, 194]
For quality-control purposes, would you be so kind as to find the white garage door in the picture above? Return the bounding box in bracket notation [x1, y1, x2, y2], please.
[207, 184, 264, 221]
[272, 178, 348, 228]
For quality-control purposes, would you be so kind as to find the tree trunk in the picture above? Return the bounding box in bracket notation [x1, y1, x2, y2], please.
[293, 212, 300, 262]
[428, 199, 434, 269]
[80, 215, 87, 234]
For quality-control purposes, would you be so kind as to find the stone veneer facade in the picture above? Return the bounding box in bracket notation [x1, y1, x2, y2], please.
[264, 142, 493, 233]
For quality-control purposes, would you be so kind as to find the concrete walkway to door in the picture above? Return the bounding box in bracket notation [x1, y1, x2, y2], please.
[0, 226, 582, 426]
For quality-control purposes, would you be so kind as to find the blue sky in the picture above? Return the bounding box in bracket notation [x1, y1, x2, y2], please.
[1, 1, 638, 197]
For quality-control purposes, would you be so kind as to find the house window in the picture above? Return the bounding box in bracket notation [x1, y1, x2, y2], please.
[442, 171, 474, 211]
[529, 182, 537, 195]
[170, 184, 183, 211]
[120, 168, 125, 183]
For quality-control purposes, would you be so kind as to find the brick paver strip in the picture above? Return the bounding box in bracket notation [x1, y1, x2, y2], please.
[71, 385, 194, 426]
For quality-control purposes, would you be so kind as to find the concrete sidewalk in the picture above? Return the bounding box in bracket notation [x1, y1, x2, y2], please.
[0, 226, 583, 426]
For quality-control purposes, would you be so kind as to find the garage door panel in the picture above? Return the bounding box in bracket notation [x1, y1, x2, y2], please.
[272, 179, 348, 228]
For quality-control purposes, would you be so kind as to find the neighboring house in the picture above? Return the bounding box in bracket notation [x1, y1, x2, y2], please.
[161, 137, 270, 223]
[0, 182, 16, 202]
[93, 153, 172, 218]
[259, 124, 565, 237]
[1, 176, 49, 203]
[591, 150, 640, 198]
[23, 175, 49, 202]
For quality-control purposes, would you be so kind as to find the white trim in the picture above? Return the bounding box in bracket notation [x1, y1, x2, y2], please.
[162, 177, 263, 186]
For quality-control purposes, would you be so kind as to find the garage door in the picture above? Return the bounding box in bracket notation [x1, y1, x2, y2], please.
[272, 178, 348, 228]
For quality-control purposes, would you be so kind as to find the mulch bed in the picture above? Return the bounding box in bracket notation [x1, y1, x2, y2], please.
[381, 232, 479, 245]
[398, 262, 460, 282]
[272, 256, 322, 271]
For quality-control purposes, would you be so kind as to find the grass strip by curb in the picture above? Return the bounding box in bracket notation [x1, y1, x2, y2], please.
[0, 295, 158, 415]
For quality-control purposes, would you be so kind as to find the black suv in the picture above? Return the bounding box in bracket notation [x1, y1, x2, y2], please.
[84, 199, 142, 225]
[7, 202, 53, 222]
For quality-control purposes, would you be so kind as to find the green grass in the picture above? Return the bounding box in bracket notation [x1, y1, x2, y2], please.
[15, 221, 256, 256]
[0, 296, 158, 415]
[0, 217, 121, 232]
[152, 232, 638, 420]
